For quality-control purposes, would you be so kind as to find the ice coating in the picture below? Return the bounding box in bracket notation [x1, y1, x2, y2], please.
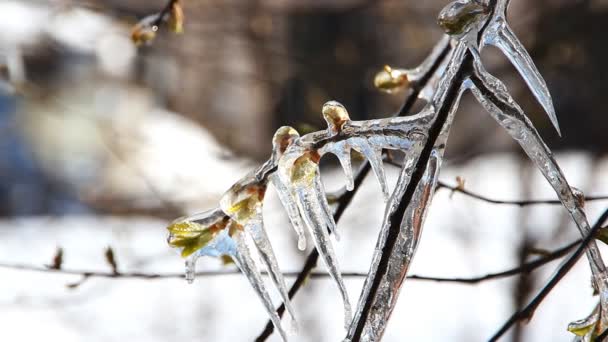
[481, 0, 560, 135]
[437, 0, 489, 36]
[346, 82, 467, 341]
[469, 56, 608, 325]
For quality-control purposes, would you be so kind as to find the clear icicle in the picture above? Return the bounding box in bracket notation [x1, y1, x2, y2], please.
[219, 172, 298, 330]
[294, 181, 352, 329]
[270, 173, 307, 250]
[232, 231, 289, 342]
[328, 141, 355, 191]
[469, 57, 608, 325]
[245, 221, 298, 330]
[314, 174, 341, 241]
[350, 137, 389, 201]
[480, 0, 560, 135]
[184, 255, 197, 284]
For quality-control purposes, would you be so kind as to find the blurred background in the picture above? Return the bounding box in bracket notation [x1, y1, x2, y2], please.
[0, 0, 607, 341]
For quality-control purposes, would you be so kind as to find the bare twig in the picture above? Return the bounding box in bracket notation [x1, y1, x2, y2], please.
[0, 237, 580, 283]
[437, 181, 608, 206]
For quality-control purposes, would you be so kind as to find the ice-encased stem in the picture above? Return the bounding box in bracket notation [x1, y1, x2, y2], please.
[294, 181, 352, 329]
[469, 58, 608, 324]
[232, 231, 289, 342]
[245, 221, 298, 330]
[270, 173, 307, 250]
[346, 83, 465, 341]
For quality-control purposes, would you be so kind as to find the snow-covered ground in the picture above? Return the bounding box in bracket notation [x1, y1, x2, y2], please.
[1, 150, 608, 341]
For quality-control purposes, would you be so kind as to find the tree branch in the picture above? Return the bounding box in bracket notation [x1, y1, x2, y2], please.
[0, 237, 580, 283]
[254, 34, 453, 342]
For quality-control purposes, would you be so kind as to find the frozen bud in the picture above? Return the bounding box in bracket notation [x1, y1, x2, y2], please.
[322, 101, 350, 135]
[167, 209, 229, 257]
[169, 0, 185, 34]
[220, 181, 267, 223]
[437, 0, 489, 36]
[571, 186, 585, 209]
[272, 126, 300, 156]
[131, 15, 159, 46]
[291, 150, 321, 184]
[373, 65, 410, 93]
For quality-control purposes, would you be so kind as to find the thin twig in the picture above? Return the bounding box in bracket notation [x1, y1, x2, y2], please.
[436, 181, 608, 206]
[488, 209, 608, 341]
[0, 237, 580, 283]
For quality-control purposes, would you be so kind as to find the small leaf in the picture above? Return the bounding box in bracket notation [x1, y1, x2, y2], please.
[167, 219, 228, 257]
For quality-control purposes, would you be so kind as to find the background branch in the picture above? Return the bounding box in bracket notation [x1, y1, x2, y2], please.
[0, 236, 581, 284]
[488, 208, 608, 341]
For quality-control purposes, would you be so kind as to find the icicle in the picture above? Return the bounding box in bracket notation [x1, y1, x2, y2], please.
[244, 221, 298, 331]
[219, 171, 298, 330]
[328, 141, 355, 191]
[287, 150, 352, 328]
[314, 172, 341, 241]
[480, 0, 560, 135]
[294, 181, 352, 329]
[184, 255, 197, 284]
[350, 137, 389, 201]
[270, 173, 308, 250]
[232, 230, 290, 342]
[270, 127, 308, 250]
[469, 57, 608, 325]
